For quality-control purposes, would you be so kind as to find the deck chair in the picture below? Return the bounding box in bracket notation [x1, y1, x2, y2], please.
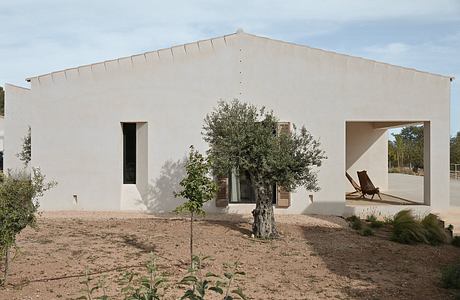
[357, 170, 382, 200]
[345, 172, 362, 197]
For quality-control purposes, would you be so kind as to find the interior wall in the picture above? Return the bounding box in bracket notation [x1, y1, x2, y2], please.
[346, 122, 388, 192]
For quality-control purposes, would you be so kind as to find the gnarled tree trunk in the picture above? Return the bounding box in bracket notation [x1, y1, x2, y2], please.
[252, 184, 278, 239]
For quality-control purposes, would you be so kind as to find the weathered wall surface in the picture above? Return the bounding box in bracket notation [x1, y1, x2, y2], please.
[4, 32, 451, 214]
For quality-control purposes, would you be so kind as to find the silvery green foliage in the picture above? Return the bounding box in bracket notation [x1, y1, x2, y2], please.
[203, 99, 326, 192]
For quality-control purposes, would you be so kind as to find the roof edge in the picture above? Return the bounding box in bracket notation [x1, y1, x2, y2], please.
[25, 31, 240, 82]
[24, 30, 454, 82]
[243, 32, 454, 80]
[5, 83, 31, 91]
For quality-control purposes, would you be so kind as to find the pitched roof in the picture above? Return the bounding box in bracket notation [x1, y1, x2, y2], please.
[25, 30, 454, 83]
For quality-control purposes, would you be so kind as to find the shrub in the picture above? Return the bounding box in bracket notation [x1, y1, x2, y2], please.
[0, 168, 56, 285]
[346, 215, 362, 230]
[366, 214, 384, 228]
[391, 210, 427, 244]
[360, 227, 374, 236]
[441, 262, 460, 289]
[179, 256, 247, 300]
[452, 237, 460, 247]
[421, 214, 447, 245]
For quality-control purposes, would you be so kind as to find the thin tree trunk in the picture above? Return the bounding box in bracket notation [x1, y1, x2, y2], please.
[2, 247, 9, 285]
[252, 184, 278, 239]
[190, 212, 194, 267]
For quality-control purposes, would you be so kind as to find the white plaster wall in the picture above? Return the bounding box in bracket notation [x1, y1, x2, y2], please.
[4, 84, 33, 171]
[345, 122, 388, 193]
[0, 116, 4, 152]
[4, 32, 451, 215]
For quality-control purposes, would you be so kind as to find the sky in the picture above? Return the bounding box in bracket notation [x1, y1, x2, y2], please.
[1, 0, 459, 135]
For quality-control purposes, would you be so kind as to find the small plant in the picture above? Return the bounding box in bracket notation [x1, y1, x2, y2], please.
[360, 227, 374, 236]
[178, 255, 247, 300]
[346, 215, 362, 230]
[174, 146, 218, 267]
[79, 255, 248, 300]
[121, 253, 165, 300]
[0, 168, 56, 285]
[452, 236, 460, 247]
[366, 214, 384, 228]
[391, 210, 427, 244]
[441, 262, 460, 289]
[78, 268, 109, 300]
[421, 214, 447, 245]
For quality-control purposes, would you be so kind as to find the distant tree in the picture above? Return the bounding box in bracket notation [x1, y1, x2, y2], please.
[203, 100, 326, 239]
[393, 134, 406, 168]
[390, 126, 423, 171]
[0, 86, 4, 116]
[174, 146, 217, 266]
[451, 132, 460, 165]
[17, 127, 31, 166]
[399, 126, 424, 170]
[388, 140, 397, 168]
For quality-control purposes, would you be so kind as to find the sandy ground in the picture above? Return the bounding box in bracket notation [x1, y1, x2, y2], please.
[1, 211, 459, 299]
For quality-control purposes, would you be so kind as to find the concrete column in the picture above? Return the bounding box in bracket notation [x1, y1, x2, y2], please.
[423, 122, 431, 206]
[425, 120, 450, 210]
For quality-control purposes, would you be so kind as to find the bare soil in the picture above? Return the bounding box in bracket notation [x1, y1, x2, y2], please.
[0, 212, 459, 299]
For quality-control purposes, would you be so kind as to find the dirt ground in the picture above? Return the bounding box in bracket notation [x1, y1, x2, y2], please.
[1, 212, 459, 299]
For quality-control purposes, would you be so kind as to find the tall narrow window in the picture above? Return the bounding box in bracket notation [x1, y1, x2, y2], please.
[123, 123, 136, 184]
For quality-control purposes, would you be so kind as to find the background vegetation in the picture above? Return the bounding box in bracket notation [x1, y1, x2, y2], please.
[388, 125, 460, 173]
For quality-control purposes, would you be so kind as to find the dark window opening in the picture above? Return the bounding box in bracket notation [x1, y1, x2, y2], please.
[228, 169, 276, 204]
[123, 123, 136, 184]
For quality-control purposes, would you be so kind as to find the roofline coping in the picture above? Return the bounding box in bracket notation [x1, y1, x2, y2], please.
[24, 30, 454, 82]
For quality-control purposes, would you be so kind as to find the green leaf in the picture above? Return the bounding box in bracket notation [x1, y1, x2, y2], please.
[232, 287, 248, 300]
[205, 272, 220, 278]
[209, 286, 224, 294]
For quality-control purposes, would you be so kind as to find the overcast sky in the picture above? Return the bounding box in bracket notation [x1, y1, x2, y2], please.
[1, 0, 459, 134]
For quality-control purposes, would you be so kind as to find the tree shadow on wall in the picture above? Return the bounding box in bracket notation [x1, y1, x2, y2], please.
[139, 158, 187, 213]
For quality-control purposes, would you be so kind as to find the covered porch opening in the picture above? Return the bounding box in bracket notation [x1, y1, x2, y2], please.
[345, 121, 430, 207]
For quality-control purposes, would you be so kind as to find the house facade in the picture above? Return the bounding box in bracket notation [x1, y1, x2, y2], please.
[4, 31, 452, 216]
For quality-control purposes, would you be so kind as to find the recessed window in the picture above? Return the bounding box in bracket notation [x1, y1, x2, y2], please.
[229, 169, 276, 204]
[123, 123, 136, 184]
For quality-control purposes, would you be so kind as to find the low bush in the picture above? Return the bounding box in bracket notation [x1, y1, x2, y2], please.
[346, 216, 362, 230]
[366, 214, 384, 228]
[391, 210, 428, 244]
[452, 237, 460, 247]
[421, 214, 447, 245]
[441, 262, 460, 290]
[360, 227, 374, 236]
[0, 168, 56, 286]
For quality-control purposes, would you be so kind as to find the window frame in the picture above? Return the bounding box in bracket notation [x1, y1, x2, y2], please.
[228, 169, 277, 205]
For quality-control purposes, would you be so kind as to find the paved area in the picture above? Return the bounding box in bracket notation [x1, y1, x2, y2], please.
[346, 192, 421, 206]
[387, 173, 460, 206]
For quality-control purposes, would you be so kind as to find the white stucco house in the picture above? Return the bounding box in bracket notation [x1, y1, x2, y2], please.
[4, 30, 452, 216]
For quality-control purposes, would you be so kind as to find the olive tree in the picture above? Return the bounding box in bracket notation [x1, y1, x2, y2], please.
[174, 146, 218, 266]
[203, 100, 326, 238]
